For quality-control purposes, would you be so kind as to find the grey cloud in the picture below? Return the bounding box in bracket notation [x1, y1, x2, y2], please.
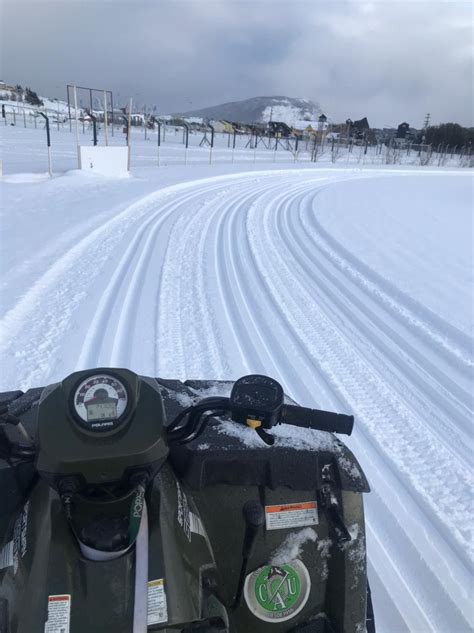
[1, 0, 472, 126]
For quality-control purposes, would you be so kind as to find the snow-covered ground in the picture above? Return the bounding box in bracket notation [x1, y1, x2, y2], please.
[0, 124, 473, 632]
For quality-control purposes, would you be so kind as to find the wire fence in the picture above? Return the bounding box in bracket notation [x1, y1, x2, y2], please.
[1, 107, 472, 176]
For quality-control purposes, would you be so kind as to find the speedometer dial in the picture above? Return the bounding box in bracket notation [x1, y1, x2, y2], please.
[73, 374, 129, 431]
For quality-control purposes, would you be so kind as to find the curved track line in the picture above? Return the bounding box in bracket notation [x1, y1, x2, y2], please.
[275, 188, 472, 452]
[305, 204, 473, 364]
[77, 180, 250, 370]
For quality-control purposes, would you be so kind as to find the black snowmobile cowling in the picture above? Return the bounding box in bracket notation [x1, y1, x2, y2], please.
[0, 369, 374, 633]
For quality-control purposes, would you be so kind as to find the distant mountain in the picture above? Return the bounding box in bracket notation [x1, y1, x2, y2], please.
[176, 96, 323, 126]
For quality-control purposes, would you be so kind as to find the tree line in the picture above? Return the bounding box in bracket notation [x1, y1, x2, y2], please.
[424, 123, 473, 148]
[0, 85, 44, 106]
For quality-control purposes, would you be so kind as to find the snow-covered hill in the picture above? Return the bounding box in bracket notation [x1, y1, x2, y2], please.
[178, 95, 323, 125]
[0, 83, 74, 119]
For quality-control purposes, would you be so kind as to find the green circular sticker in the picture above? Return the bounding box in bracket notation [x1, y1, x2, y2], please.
[244, 560, 310, 623]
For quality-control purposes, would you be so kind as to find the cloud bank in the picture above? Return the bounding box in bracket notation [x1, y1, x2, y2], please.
[2, 0, 472, 127]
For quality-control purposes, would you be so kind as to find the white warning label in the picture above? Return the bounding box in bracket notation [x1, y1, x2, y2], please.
[0, 540, 13, 570]
[189, 511, 206, 538]
[147, 579, 168, 625]
[265, 501, 319, 530]
[44, 594, 71, 633]
[0, 500, 30, 573]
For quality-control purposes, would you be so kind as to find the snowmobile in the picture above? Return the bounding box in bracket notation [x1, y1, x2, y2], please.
[0, 368, 375, 633]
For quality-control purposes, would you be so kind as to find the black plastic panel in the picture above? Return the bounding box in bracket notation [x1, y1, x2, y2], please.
[158, 379, 369, 493]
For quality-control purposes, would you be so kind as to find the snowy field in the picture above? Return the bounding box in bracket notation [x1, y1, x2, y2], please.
[0, 124, 473, 632]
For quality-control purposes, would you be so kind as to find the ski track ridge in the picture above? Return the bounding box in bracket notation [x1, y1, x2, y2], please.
[276, 189, 472, 456]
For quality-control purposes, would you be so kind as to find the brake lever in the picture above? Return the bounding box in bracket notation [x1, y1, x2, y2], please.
[256, 427, 275, 445]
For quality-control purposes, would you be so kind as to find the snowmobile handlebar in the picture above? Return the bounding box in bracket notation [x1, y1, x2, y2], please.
[281, 405, 354, 435]
[168, 375, 354, 445]
[281, 405, 354, 436]
[166, 399, 354, 446]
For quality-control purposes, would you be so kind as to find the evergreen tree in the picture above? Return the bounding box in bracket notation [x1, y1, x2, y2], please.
[24, 87, 43, 106]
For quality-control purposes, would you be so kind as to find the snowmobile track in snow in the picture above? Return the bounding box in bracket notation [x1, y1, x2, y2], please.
[1, 170, 472, 632]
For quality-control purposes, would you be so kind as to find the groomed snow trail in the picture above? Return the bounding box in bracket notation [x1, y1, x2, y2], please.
[0, 169, 472, 632]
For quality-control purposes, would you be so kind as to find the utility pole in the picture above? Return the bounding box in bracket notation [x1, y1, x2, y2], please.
[422, 113, 430, 143]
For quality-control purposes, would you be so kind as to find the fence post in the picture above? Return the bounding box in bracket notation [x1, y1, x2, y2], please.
[150, 116, 161, 166]
[38, 112, 52, 177]
[53, 99, 59, 131]
[103, 91, 109, 146]
[87, 110, 98, 146]
[127, 98, 132, 171]
[232, 128, 237, 163]
[121, 115, 128, 145]
[110, 92, 114, 137]
[183, 121, 189, 165]
[208, 123, 215, 164]
[67, 85, 72, 132]
[73, 85, 81, 168]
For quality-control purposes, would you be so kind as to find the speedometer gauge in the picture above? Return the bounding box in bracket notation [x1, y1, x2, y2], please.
[73, 374, 129, 431]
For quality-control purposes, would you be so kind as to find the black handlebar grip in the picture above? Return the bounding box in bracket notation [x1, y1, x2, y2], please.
[282, 405, 354, 435]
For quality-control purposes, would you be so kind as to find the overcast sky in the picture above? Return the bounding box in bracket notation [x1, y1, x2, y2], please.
[1, 0, 472, 127]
